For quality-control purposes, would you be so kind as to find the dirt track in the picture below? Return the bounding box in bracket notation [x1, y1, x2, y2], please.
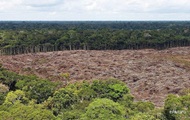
[1, 47, 190, 106]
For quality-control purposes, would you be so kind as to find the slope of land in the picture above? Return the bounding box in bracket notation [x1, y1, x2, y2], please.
[1, 47, 190, 107]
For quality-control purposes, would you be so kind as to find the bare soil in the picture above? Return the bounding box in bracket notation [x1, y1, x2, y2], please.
[1, 47, 190, 107]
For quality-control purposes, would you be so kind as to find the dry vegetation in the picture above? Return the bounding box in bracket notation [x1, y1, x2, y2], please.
[1, 47, 190, 107]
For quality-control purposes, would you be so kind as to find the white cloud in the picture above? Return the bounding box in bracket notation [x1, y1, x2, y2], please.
[0, 0, 190, 20]
[0, 0, 22, 11]
[24, 0, 63, 7]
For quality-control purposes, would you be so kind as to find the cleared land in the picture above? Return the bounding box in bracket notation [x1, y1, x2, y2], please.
[1, 47, 190, 106]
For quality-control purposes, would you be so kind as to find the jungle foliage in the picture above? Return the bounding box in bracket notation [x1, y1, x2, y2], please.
[0, 21, 190, 55]
[0, 65, 190, 120]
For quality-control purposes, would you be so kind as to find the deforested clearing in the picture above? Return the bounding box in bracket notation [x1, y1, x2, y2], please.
[1, 47, 190, 107]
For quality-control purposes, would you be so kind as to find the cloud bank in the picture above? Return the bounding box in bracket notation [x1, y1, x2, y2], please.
[0, 0, 190, 20]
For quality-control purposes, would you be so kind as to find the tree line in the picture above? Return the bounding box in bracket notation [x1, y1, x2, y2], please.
[0, 21, 190, 55]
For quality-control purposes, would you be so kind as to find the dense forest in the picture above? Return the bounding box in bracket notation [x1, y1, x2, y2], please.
[0, 65, 190, 120]
[0, 21, 190, 55]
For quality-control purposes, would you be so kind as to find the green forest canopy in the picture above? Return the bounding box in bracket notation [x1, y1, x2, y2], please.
[0, 21, 190, 55]
[0, 65, 190, 120]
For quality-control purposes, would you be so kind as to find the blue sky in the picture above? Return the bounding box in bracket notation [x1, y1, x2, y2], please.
[0, 0, 190, 21]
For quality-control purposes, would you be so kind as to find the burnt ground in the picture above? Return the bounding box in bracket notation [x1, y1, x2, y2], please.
[1, 47, 190, 106]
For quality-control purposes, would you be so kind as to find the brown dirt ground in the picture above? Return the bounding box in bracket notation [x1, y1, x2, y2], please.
[1, 47, 190, 107]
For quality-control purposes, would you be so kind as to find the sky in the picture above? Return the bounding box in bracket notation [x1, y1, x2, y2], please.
[0, 0, 190, 21]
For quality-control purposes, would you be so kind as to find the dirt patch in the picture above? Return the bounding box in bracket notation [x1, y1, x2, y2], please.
[1, 47, 190, 107]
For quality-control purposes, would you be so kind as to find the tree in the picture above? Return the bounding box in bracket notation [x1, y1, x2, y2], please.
[81, 98, 126, 120]
[57, 109, 83, 120]
[0, 83, 9, 105]
[66, 81, 97, 102]
[0, 69, 21, 90]
[91, 79, 130, 101]
[0, 111, 12, 120]
[129, 113, 157, 120]
[16, 76, 57, 103]
[3, 90, 28, 106]
[164, 94, 186, 120]
[134, 101, 155, 113]
[108, 83, 130, 101]
[60, 73, 70, 85]
[2, 103, 56, 120]
[51, 87, 77, 115]
[181, 94, 190, 119]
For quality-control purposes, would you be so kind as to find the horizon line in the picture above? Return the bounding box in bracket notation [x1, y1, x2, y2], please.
[1, 20, 190, 22]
